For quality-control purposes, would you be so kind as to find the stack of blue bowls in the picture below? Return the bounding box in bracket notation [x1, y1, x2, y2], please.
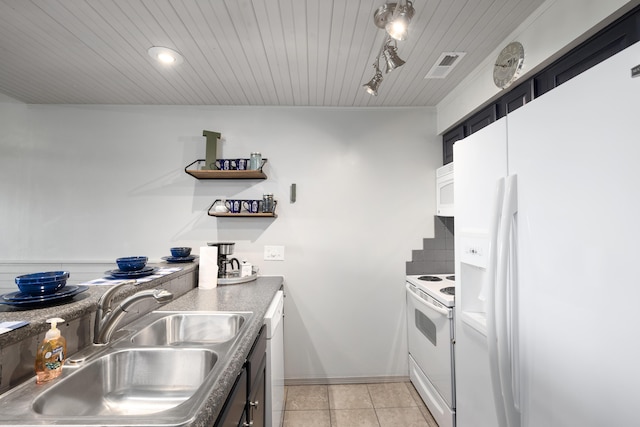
[15, 271, 70, 296]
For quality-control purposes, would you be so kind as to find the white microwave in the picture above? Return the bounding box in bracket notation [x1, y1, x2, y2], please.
[436, 163, 454, 217]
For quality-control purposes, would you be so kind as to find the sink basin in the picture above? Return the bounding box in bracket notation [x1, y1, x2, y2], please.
[32, 348, 217, 416]
[130, 312, 246, 346]
[0, 311, 254, 425]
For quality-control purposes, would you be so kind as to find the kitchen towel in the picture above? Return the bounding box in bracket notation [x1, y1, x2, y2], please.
[80, 267, 183, 286]
[0, 321, 29, 335]
[198, 246, 218, 289]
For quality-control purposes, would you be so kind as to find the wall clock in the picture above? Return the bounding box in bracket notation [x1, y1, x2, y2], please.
[493, 41, 525, 89]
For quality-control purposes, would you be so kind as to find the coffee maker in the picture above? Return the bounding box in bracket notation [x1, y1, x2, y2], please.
[208, 242, 240, 278]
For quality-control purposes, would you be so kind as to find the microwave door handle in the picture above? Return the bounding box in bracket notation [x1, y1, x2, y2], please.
[406, 283, 451, 317]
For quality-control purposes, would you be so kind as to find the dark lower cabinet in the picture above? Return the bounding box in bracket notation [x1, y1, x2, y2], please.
[214, 369, 248, 427]
[245, 325, 267, 427]
[247, 356, 266, 427]
[214, 326, 267, 427]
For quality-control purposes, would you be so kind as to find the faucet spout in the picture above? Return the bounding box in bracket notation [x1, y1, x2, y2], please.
[93, 284, 173, 345]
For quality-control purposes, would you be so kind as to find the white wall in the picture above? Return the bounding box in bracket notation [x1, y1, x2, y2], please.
[437, 0, 635, 133]
[0, 93, 30, 251]
[0, 99, 441, 381]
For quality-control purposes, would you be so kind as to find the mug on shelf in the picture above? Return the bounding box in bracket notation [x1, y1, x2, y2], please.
[236, 158, 248, 170]
[225, 199, 242, 213]
[211, 200, 229, 213]
[215, 159, 235, 170]
[243, 199, 261, 213]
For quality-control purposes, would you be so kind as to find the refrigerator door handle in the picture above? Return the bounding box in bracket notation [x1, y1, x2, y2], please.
[495, 174, 520, 427]
[487, 178, 508, 427]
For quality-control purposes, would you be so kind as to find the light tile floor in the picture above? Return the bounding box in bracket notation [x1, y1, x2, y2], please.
[283, 382, 439, 427]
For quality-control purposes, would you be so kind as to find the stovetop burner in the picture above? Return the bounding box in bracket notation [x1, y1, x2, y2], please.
[440, 286, 455, 295]
[417, 275, 443, 282]
[446, 275, 455, 281]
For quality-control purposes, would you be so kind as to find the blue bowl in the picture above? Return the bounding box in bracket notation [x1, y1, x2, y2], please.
[170, 247, 192, 257]
[116, 256, 148, 272]
[15, 273, 68, 296]
[15, 271, 69, 285]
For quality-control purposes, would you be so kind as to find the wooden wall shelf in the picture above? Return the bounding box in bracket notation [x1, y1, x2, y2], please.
[207, 199, 277, 218]
[208, 212, 277, 218]
[184, 159, 267, 179]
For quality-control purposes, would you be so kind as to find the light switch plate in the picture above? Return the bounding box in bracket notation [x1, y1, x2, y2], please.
[264, 245, 285, 261]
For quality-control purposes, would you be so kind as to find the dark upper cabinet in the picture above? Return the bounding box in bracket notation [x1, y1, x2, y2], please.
[465, 104, 497, 135]
[535, 8, 640, 96]
[442, 4, 639, 162]
[442, 104, 496, 165]
[442, 125, 464, 165]
[497, 80, 533, 118]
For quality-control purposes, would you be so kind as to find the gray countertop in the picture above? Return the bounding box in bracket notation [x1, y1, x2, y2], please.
[158, 276, 284, 426]
[0, 267, 284, 427]
[0, 263, 199, 348]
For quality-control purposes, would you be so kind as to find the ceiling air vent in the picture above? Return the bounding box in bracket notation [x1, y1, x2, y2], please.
[424, 52, 466, 79]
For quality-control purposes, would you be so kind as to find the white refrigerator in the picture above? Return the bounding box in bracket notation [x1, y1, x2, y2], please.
[454, 40, 640, 427]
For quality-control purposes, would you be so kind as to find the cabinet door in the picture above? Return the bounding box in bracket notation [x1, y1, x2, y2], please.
[497, 81, 532, 118]
[248, 356, 266, 427]
[247, 326, 266, 389]
[442, 125, 464, 165]
[216, 327, 267, 427]
[246, 326, 267, 427]
[214, 369, 248, 427]
[465, 104, 496, 135]
[533, 10, 637, 97]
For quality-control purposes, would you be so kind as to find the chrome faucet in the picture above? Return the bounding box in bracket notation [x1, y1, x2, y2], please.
[93, 280, 173, 344]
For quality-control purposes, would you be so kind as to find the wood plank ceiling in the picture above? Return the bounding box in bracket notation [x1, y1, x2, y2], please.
[0, 0, 546, 106]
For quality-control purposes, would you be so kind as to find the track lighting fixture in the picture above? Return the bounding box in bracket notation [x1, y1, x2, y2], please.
[383, 38, 405, 73]
[363, 1, 414, 95]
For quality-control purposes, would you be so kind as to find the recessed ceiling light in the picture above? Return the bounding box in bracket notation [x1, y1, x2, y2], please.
[147, 46, 183, 65]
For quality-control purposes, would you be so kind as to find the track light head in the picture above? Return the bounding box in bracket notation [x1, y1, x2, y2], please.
[363, 67, 384, 96]
[383, 41, 405, 73]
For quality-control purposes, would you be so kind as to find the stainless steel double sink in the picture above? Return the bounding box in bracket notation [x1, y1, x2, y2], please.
[0, 311, 253, 425]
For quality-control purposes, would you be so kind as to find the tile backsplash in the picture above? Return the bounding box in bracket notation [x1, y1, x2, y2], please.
[406, 216, 454, 275]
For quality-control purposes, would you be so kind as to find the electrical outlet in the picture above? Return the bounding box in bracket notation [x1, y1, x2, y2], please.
[264, 245, 285, 261]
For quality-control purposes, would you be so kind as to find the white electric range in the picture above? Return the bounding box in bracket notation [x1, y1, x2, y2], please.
[405, 274, 456, 427]
[406, 274, 455, 307]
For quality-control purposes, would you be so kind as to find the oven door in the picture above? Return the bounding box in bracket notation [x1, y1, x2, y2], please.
[406, 282, 455, 407]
